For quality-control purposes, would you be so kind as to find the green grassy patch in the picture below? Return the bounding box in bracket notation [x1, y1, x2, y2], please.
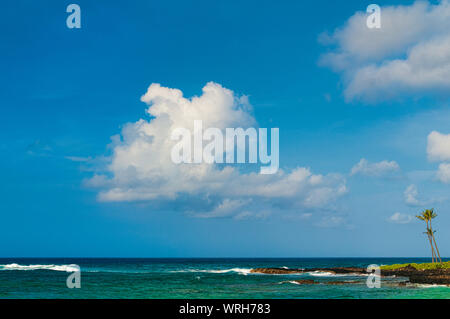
[381, 261, 450, 270]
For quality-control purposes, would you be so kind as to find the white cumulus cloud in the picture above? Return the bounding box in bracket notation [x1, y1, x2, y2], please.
[320, 1, 450, 102]
[88, 82, 347, 218]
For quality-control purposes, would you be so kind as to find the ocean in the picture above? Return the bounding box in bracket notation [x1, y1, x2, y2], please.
[0, 258, 449, 299]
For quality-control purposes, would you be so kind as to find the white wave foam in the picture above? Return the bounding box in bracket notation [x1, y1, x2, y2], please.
[306, 271, 368, 277]
[416, 283, 450, 288]
[0, 263, 79, 272]
[171, 268, 253, 275]
[306, 271, 337, 277]
[279, 280, 316, 285]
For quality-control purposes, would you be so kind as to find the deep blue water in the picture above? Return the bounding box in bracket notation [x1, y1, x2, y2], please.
[0, 258, 449, 298]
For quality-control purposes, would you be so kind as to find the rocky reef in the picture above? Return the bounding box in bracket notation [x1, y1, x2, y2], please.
[250, 266, 450, 285]
[381, 265, 450, 285]
[250, 267, 365, 275]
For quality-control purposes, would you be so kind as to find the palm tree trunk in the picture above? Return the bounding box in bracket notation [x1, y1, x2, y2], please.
[429, 220, 442, 263]
[426, 221, 435, 263]
[430, 228, 442, 262]
[432, 236, 442, 263]
[428, 235, 436, 263]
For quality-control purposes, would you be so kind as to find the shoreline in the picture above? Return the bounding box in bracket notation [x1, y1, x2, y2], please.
[250, 266, 450, 285]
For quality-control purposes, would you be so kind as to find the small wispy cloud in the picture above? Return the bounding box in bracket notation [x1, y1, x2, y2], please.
[436, 163, 450, 183]
[64, 156, 92, 162]
[26, 139, 52, 157]
[350, 158, 399, 177]
[315, 216, 345, 228]
[299, 213, 312, 220]
[387, 212, 413, 224]
[404, 184, 423, 206]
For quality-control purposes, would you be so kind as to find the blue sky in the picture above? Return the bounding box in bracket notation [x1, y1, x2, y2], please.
[1, 0, 450, 257]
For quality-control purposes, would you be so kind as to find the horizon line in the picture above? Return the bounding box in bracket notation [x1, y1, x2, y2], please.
[1, 256, 448, 259]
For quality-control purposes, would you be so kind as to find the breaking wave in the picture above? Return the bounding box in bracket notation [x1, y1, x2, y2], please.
[306, 271, 336, 277]
[306, 271, 369, 277]
[416, 283, 450, 288]
[279, 280, 303, 285]
[170, 268, 253, 275]
[0, 263, 79, 272]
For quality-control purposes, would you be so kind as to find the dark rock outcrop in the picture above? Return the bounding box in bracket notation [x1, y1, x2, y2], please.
[251, 266, 450, 285]
[250, 267, 366, 275]
[381, 266, 450, 285]
[251, 267, 304, 274]
[289, 279, 362, 285]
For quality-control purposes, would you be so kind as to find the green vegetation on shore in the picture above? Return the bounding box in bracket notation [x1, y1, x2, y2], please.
[381, 261, 450, 271]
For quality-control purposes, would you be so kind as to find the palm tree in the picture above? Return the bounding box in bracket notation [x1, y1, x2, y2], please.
[424, 228, 436, 263]
[427, 209, 442, 263]
[416, 210, 436, 263]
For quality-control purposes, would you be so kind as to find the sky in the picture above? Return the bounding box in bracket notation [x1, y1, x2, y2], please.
[1, 0, 450, 257]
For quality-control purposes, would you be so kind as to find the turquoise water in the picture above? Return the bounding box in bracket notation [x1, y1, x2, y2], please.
[0, 258, 449, 299]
